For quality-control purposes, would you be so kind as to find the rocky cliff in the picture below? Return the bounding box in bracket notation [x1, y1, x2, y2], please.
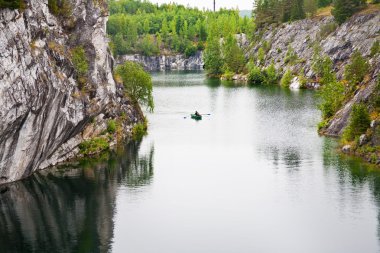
[0, 0, 143, 184]
[250, 10, 380, 136]
[117, 51, 204, 71]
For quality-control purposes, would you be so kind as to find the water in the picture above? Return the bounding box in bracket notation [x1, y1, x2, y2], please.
[1, 71, 380, 253]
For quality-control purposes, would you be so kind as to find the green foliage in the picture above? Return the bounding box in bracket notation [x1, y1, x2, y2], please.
[312, 52, 337, 85]
[370, 40, 380, 57]
[253, 0, 307, 28]
[280, 69, 293, 88]
[318, 81, 345, 119]
[318, 0, 333, 7]
[48, 0, 72, 17]
[0, 0, 24, 9]
[248, 66, 265, 85]
[71, 46, 89, 78]
[344, 50, 369, 86]
[108, 0, 251, 56]
[138, 35, 160, 56]
[222, 35, 246, 73]
[204, 37, 223, 76]
[372, 78, 380, 108]
[263, 63, 279, 85]
[107, 120, 117, 134]
[257, 47, 265, 65]
[132, 120, 148, 141]
[317, 22, 338, 40]
[304, 0, 318, 17]
[222, 70, 235, 81]
[79, 137, 109, 156]
[185, 44, 197, 58]
[343, 103, 371, 141]
[284, 46, 298, 65]
[332, 0, 366, 24]
[115, 62, 154, 111]
[318, 119, 329, 131]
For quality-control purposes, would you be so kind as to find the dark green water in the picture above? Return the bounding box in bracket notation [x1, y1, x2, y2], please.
[1, 71, 380, 253]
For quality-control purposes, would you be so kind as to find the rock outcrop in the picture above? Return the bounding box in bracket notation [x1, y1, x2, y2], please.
[0, 0, 143, 184]
[117, 51, 204, 71]
[250, 10, 380, 135]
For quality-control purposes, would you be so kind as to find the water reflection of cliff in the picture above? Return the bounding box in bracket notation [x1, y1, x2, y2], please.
[322, 138, 380, 246]
[0, 141, 154, 253]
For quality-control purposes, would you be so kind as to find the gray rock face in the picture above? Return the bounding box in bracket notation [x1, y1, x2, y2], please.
[117, 51, 204, 71]
[251, 11, 380, 135]
[0, 0, 142, 184]
[251, 12, 379, 80]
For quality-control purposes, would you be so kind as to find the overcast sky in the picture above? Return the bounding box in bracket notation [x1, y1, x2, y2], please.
[149, 0, 253, 11]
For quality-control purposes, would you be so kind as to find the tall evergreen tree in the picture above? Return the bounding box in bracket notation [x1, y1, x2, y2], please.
[332, 0, 366, 24]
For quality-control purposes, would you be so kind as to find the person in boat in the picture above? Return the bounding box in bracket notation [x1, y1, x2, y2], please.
[195, 111, 200, 116]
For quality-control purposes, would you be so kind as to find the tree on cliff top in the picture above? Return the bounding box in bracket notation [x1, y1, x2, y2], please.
[115, 62, 154, 112]
[332, 0, 366, 24]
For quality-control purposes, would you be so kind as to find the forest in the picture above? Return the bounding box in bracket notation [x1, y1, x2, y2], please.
[107, 0, 252, 57]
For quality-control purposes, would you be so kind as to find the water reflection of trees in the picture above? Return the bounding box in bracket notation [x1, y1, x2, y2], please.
[0, 141, 154, 253]
[322, 138, 380, 246]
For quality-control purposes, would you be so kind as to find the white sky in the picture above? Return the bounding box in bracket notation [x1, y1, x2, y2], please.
[149, 0, 253, 11]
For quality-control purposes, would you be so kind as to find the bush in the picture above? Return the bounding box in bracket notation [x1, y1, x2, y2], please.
[71, 46, 89, 77]
[0, 0, 24, 9]
[280, 69, 293, 88]
[48, 0, 72, 18]
[107, 120, 117, 134]
[344, 50, 369, 86]
[370, 41, 380, 57]
[132, 120, 148, 141]
[318, 81, 345, 119]
[343, 103, 371, 141]
[317, 22, 338, 40]
[257, 47, 265, 65]
[312, 55, 336, 85]
[222, 70, 234, 81]
[263, 63, 278, 85]
[138, 35, 160, 56]
[248, 66, 264, 85]
[184, 44, 197, 58]
[115, 61, 154, 111]
[284, 46, 298, 65]
[79, 137, 110, 156]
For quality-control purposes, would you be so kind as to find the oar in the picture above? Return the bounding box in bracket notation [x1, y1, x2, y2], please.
[201, 113, 211, 115]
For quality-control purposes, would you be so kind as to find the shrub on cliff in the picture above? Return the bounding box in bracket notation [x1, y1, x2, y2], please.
[343, 103, 371, 141]
[344, 50, 369, 87]
[318, 81, 345, 119]
[370, 41, 380, 57]
[115, 61, 154, 112]
[248, 66, 265, 85]
[48, 0, 72, 18]
[70, 46, 89, 85]
[280, 69, 293, 88]
[263, 63, 279, 85]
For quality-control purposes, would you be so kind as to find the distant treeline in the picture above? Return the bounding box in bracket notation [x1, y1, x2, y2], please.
[107, 0, 252, 57]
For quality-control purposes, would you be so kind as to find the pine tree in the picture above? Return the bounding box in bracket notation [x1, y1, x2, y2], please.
[204, 36, 223, 76]
[332, 0, 366, 24]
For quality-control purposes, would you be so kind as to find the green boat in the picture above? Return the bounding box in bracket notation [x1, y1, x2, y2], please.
[191, 114, 202, 120]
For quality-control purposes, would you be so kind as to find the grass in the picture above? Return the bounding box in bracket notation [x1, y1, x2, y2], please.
[315, 6, 333, 17]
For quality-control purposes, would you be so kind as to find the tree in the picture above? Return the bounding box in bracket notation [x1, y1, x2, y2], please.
[343, 103, 371, 141]
[318, 80, 345, 119]
[332, 0, 366, 24]
[0, 0, 22, 9]
[204, 37, 223, 76]
[304, 0, 318, 17]
[222, 34, 245, 73]
[344, 50, 369, 86]
[115, 62, 154, 112]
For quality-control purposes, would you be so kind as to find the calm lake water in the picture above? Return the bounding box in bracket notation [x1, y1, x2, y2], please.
[1, 71, 380, 253]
